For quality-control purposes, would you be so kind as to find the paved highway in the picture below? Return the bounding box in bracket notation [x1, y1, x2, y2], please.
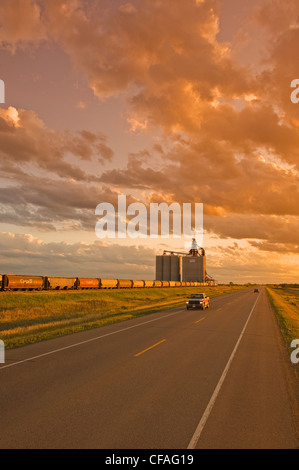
[0, 288, 298, 449]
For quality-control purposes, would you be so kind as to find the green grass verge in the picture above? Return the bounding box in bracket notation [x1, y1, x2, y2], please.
[0, 285, 247, 349]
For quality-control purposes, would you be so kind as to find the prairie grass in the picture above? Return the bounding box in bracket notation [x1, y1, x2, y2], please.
[266, 286, 299, 379]
[266, 286, 299, 344]
[0, 285, 247, 348]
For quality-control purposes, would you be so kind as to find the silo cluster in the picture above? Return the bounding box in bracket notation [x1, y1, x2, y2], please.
[155, 239, 207, 283]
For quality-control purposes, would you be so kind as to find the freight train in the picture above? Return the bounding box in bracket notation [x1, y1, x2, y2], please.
[0, 274, 213, 291]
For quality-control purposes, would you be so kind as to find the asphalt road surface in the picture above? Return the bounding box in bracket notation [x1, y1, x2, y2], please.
[0, 287, 299, 449]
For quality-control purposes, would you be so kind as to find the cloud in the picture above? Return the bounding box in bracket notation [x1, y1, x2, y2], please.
[0, 105, 117, 231]
[1, 0, 253, 104]
[0, 107, 114, 176]
[0, 0, 46, 51]
[100, 134, 299, 215]
[205, 213, 299, 247]
[0, 173, 121, 232]
[76, 101, 86, 109]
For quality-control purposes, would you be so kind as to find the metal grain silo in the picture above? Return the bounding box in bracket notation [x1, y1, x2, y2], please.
[156, 255, 180, 281]
[181, 255, 206, 282]
[156, 255, 164, 281]
[170, 255, 180, 281]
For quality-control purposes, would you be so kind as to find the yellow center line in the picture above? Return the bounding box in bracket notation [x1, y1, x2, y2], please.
[134, 339, 166, 357]
[194, 317, 205, 324]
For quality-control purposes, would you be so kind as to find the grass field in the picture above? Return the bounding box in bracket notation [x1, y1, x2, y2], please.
[266, 286, 299, 344]
[266, 286, 299, 376]
[0, 285, 247, 349]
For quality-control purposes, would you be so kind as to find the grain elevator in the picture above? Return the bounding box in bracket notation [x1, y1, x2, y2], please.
[155, 239, 209, 283]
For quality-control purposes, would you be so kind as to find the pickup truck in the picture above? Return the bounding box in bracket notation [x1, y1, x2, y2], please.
[186, 293, 210, 310]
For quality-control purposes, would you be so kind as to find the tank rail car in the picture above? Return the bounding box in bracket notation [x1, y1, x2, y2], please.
[0, 274, 215, 291]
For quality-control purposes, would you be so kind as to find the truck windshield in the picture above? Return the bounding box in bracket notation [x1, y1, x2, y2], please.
[190, 294, 204, 299]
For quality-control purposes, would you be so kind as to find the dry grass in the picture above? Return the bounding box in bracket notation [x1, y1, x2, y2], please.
[266, 286, 299, 344]
[266, 286, 299, 379]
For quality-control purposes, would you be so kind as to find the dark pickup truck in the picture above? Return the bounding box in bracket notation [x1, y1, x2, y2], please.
[186, 293, 210, 310]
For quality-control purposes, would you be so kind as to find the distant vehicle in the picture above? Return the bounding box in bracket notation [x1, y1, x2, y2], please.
[254, 288, 259, 293]
[186, 293, 210, 310]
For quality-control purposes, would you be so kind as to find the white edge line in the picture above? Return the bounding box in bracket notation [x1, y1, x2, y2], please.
[0, 308, 183, 371]
[187, 291, 261, 449]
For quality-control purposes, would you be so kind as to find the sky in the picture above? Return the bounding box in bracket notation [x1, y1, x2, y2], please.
[1, 0, 299, 284]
